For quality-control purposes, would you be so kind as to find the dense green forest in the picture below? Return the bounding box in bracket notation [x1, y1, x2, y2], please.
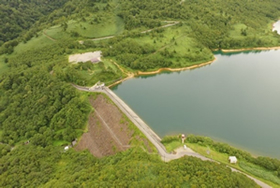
[0, 145, 259, 187]
[1, 0, 280, 187]
[117, 0, 280, 49]
[0, 0, 68, 44]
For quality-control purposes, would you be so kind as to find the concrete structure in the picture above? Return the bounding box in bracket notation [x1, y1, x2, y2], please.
[69, 51, 102, 64]
[72, 138, 77, 147]
[89, 81, 105, 91]
[229, 156, 238, 164]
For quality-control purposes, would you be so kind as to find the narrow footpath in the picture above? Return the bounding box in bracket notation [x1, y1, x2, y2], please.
[73, 84, 271, 188]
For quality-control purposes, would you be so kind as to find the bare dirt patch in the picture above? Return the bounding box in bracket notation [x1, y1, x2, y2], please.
[75, 94, 134, 157]
[69, 51, 102, 63]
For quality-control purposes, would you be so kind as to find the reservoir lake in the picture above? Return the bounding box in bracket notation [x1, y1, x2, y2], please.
[112, 50, 280, 158]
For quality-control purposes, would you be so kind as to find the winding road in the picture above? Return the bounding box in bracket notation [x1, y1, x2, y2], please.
[73, 84, 271, 188]
[77, 21, 180, 43]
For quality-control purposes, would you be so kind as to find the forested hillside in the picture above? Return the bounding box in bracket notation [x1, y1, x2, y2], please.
[0, 146, 259, 187]
[1, 0, 280, 187]
[117, 0, 280, 49]
[0, 0, 68, 45]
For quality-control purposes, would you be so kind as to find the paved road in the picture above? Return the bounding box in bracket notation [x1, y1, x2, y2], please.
[73, 85, 271, 188]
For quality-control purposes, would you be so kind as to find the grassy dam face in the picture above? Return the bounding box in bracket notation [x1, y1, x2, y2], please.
[112, 50, 280, 158]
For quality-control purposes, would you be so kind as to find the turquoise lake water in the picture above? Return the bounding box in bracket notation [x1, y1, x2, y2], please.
[112, 50, 280, 158]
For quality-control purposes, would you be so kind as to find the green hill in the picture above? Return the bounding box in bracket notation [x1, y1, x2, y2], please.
[1, 0, 280, 187]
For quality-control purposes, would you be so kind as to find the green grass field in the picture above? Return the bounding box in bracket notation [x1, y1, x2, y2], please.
[13, 32, 55, 55]
[228, 23, 280, 47]
[44, 25, 71, 40]
[239, 161, 280, 186]
[68, 56, 126, 87]
[53, 140, 69, 147]
[229, 23, 248, 37]
[44, 15, 124, 40]
[0, 56, 8, 75]
[131, 24, 214, 68]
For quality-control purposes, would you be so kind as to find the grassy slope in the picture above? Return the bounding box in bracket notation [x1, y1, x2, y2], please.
[44, 14, 124, 40]
[0, 31, 55, 76]
[0, 56, 8, 74]
[13, 33, 55, 55]
[228, 22, 280, 47]
[136, 24, 214, 68]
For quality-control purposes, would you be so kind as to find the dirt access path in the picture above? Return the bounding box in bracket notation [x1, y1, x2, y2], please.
[43, 30, 56, 41]
[77, 21, 180, 43]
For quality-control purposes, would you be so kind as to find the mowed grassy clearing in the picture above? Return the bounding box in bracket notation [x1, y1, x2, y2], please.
[12, 32, 55, 55]
[229, 23, 280, 46]
[132, 24, 214, 67]
[68, 57, 125, 86]
[162, 138, 280, 188]
[0, 31, 55, 75]
[45, 15, 124, 40]
[0, 56, 8, 75]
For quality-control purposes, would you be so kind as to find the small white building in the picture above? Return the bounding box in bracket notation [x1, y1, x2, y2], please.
[229, 156, 238, 164]
[64, 146, 69, 151]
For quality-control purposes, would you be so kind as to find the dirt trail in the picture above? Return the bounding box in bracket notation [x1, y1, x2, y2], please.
[43, 31, 56, 41]
[79, 21, 180, 43]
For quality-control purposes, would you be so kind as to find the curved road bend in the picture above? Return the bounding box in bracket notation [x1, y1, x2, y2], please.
[73, 85, 271, 188]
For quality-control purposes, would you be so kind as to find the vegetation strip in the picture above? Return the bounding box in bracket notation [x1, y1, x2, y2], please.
[220, 46, 280, 53]
[136, 57, 217, 76]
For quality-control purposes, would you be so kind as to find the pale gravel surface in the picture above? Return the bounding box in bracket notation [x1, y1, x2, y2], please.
[68, 51, 102, 63]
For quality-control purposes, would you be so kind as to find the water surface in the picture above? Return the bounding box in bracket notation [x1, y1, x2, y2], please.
[112, 50, 280, 158]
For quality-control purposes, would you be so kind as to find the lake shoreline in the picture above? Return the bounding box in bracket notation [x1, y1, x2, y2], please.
[109, 45, 280, 88]
[220, 46, 280, 53]
[136, 57, 217, 76]
[108, 57, 217, 88]
[112, 50, 280, 159]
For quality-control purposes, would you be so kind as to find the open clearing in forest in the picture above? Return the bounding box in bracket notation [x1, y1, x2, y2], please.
[69, 51, 102, 63]
[44, 15, 124, 40]
[75, 94, 134, 157]
[131, 25, 214, 67]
